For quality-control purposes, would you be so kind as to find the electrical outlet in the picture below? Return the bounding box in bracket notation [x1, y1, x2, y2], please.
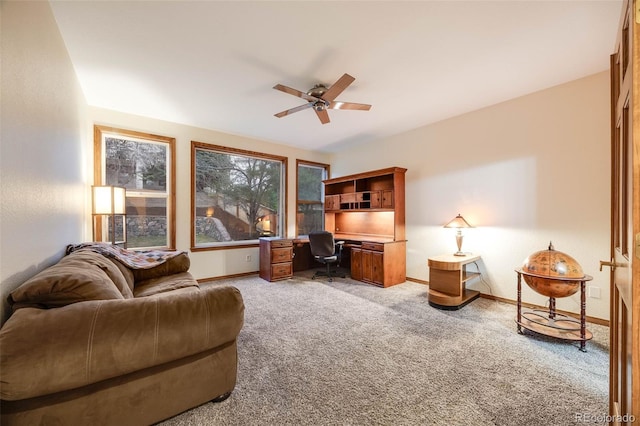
[245, 255, 252, 262]
[588, 286, 601, 299]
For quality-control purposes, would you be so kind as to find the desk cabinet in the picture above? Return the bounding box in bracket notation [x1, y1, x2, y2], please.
[351, 241, 406, 287]
[259, 238, 293, 282]
[363, 249, 384, 284]
[427, 254, 481, 309]
[325, 195, 340, 211]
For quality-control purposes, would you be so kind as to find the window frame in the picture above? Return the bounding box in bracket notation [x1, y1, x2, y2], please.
[191, 141, 288, 251]
[296, 159, 330, 237]
[93, 125, 176, 250]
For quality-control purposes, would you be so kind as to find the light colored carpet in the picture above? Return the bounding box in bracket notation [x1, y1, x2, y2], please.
[159, 272, 609, 426]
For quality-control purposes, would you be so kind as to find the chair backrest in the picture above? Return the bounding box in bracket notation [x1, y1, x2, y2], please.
[308, 231, 336, 258]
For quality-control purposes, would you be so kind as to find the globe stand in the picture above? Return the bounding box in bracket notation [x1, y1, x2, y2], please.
[515, 269, 593, 352]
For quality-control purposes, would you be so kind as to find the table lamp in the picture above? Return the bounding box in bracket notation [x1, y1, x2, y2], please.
[444, 214, 473, 256]
[92, 185, 127, 246]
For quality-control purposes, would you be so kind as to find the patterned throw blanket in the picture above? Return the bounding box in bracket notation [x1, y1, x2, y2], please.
[66, 243, 187, 270]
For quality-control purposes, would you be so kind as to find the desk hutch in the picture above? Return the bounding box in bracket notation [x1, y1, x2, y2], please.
[323, 167, 407, 287]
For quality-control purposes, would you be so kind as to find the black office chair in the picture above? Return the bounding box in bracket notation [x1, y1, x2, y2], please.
[308, 231, 345, 282]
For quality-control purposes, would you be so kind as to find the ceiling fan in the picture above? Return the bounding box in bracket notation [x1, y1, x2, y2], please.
[273, 73, 371, 124]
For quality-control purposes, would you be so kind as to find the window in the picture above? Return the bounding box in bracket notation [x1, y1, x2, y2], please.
[94, 126, 176, 249]
[296, 160, 329, 236]
[192, 142, 287, 249]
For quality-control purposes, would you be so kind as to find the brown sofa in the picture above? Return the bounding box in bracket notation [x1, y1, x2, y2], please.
[0, 246, 245, 425]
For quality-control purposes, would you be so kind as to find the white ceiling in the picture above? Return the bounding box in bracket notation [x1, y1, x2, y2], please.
[50, 1, 622, 153]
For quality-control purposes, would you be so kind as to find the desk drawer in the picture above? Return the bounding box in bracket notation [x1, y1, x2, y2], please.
[271, 247, 293, 263]
[270, 239, 293, 249]
[362, 242, 384, 252]
[271, 262, 292, 279]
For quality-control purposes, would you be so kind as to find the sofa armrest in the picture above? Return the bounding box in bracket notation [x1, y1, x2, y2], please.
[0, 285, 244, 401]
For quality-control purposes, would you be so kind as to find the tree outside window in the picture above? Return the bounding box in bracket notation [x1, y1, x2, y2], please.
[297, 160, 329, 236]
[94, 126, 175, 250]
[192, 142, 286, 249]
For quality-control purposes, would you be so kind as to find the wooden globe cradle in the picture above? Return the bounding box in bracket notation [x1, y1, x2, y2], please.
[515, 268, 594, 352]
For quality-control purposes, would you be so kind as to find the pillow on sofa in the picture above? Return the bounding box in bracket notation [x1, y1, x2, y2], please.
[110, 257, 136, 293]
[8, 251, 126, 310]
[131, 252, 191, 283]
[66, 249, 134, 298]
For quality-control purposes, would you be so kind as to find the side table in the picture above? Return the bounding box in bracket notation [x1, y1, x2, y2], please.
[427, 254, 481, 310]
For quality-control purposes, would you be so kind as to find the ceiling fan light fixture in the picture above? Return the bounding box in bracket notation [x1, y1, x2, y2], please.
[313, 101, 328, 112]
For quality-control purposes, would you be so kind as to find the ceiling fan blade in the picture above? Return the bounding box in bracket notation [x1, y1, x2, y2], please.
[321, 73, 355, 101]
[273, 84, 319, 102]
[274, 102, 313, 118]
[328, 101, 371, 111]
[315, 108, 330, 124]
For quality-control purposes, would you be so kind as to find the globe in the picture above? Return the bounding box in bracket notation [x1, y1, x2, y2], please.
[521, 242, 584, 298]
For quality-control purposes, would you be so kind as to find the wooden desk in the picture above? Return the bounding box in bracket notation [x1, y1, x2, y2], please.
[290, 236, 405, 287]
[427, 254, 481, 310]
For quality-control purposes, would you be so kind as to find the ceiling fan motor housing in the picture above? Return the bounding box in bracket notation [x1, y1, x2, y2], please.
[307, 84, 328, 98]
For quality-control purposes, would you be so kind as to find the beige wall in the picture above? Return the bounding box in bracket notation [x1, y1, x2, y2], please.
[1, 0, 612, 322]
[1, 1, 89, 324]
[0, 0, 330, 322]
[88, 108, 331, 280]
[330, 72, 611, 320]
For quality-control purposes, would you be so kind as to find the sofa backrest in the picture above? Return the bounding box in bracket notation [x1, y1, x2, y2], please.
[8, 249, 133, 311]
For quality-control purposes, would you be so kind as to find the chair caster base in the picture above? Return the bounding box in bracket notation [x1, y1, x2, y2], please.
[312, 270, 344, 282]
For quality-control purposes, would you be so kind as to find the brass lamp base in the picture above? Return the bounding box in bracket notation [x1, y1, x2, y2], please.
[453, 231, 466, 256]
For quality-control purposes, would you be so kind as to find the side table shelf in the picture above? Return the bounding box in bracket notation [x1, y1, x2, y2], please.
[427, 254, 481, 310]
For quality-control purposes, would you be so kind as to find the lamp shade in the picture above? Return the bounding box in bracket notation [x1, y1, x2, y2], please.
[443, 214, 473, 256]
[92, 186, 126, 215]
[444, 214, 473, 229]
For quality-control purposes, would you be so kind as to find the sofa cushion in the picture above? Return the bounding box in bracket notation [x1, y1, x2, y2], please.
[8, 251, 126, 310]
[131, 252, 191, 283]
[134, 271, 199, 298]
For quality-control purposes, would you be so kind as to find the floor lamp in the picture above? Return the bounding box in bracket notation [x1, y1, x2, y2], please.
[444, 214, 473, 256]
[92, 185, 127, 246]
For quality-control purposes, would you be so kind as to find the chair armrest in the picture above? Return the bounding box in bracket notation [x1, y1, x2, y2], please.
[0, 285, 244, 400]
